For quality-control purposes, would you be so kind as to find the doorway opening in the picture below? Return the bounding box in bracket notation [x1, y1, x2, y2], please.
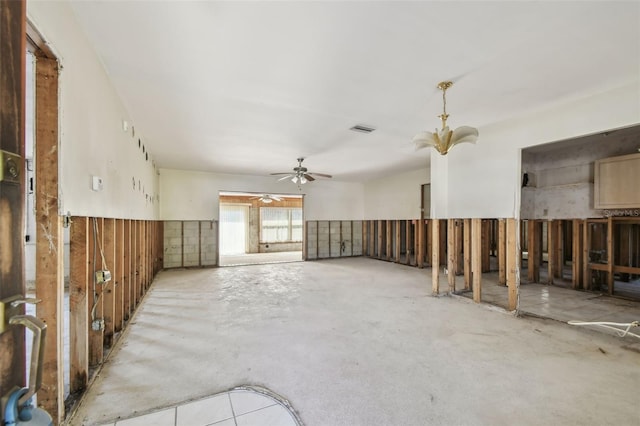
[218, 191, 304, 266]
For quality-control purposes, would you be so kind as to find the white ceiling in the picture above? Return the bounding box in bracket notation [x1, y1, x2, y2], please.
[69, 1, 639, 182]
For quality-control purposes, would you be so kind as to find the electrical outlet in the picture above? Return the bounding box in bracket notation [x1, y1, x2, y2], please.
[91, 319, 104, 331]
[91, 175, 103, 191]
[95, 270, 112, 284]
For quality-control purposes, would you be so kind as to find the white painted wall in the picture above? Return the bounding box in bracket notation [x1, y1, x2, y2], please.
[27, 1, 159, 219]
[363, 168, 429, 219]
[438, 82, 640, 219]
[159, 169, 364, 221]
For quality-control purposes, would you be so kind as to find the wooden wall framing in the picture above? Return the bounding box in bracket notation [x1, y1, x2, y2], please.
[69, 218, 162, 412]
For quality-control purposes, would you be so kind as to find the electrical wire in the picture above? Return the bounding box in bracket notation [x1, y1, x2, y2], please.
[90, 217, 110, 322]
[568, 320, 640, 339]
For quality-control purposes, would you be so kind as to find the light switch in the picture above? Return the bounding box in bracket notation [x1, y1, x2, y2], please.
[91, 175, 103, 191]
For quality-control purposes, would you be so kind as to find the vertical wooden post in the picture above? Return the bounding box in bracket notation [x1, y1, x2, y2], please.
[481, 220, 491, 272]
[102, 218, 116, 347]
[431, 219, 440, 294]
[369, 221, 375, 258]
[547, 220, 555, 285]
[607, 217, 614, 295]
[395, 220, 401, 263]
[132, 220, 139, 306]
[439, 220, 447, 266]
[34, 55, 64, 422]
[376, 220, 383, 259]
[425, 219, 432, 267]
[447, 219, 456, 292]
[405, 219, 412, 265]
[89, 218, 104, 367]
[472, 218, 482, 303]
[506, 218, 519, 311]
[69, 217, 89, 394]
[572, 220, 583, 289]
[455, 220, 463, 275]
[0, 0, 26, 408]
[417, 218, 425, 268]
[498, 219, 507, 285]
[124, 219, 131, 320]
[555, 220, 564, 279]
[115, 219, 124, 332]
[363, 220, 368, 256]
[583, 221, 590, 290]
[386, 220, 392, 261]
[527, 220, 540, 283]
[464, 219, 471, 290]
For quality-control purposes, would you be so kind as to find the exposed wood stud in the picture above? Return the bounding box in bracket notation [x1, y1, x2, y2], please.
[481, 220, 491, 272]
[417, 219, 425, 268]
[425, 219, 432, 267]
[506, 218, 519, 311]
[386, 220, 392, 261]
[89, 218, 104, 367]
[69, 217, 89, 394]
[455, 220, 463, 275]
[124, 220, 131, 320]
[115, 219, 124, 332]
[102, 218, 116, 347]
[472, 218, 482, 303]
[447, 219, 456, 292]
[34, 56, 64, 422]
[406, 220, 412, 265]
[463, 219, 471, 290]
[432, 219, 440, 294]
[607, 217, 614, 295]
[547, 220, 556, 285]
[439, 220, 446, 266]
[555, 220, 564, 279]
[583, 221, 590, 290]
[498, 219, 507, 285]
[395, 220, 402, 263]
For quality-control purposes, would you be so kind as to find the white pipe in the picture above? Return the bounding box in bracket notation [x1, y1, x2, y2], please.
[568, 320, 640, 339]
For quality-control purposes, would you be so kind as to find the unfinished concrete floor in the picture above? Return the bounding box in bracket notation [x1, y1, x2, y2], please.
[69, 258, 640, 426]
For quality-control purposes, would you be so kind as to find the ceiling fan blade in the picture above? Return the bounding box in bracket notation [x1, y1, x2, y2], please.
[270, 172, 292, 176]
[303, 174, 315, 182]
[271, 196, 283, 201]
[308, 172, 332, 179]
[277, 175, 294, 181]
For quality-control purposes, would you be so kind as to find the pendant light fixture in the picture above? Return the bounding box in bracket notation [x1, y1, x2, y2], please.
[413, 81, 478, 155]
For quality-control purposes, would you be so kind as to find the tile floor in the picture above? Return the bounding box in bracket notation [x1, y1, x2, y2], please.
[99, 388, 301, 426]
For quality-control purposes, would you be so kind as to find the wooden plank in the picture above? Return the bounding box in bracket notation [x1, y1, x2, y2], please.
[102, 218, 116, 347]
[417, 218, 425, 268]
[69, 217, 89, 394]
[431, 219, 440, 294]
[0, 0, 26, 403]
[115, 219, 124, 332]
[498, 219, 506, 285]
[124, 219, 131, 320]
[455, 220, 463, 274]
[425, 219, 432, 267]
[414, 220, 420, 267]
[34, 55, 64, 421]
[439, 220, 446, 266]
[547, 220, 556, 285]
[395, 220, 401, 263]
[463, 219, 471, 290]
[555, 221, 564, 279]
[572, 220, 582, 289]
[583, 221, 590, 290]
[506, 218, 518, 311]
[481, 220, 491, 272]
[132, 220, 138, 307]
[377, 220, 383, 259]
[447, 219, 456, 292]
[607, 216, 614, 295]
[527, 220, 541, 283]
[472, 218, 482, 303]
[89, 218, 104, 367]
[406, 220, 412, 265]
[386, 220, 392, 261]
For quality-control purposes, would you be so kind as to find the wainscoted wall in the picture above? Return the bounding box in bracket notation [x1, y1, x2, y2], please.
[163, 220, 218, 268]
[305, 220, 363, 260]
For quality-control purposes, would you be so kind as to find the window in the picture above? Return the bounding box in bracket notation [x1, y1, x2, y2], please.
[260, 207, 303, 243]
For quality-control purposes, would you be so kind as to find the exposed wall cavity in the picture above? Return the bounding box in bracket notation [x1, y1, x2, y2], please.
[521, 126, 640, 219]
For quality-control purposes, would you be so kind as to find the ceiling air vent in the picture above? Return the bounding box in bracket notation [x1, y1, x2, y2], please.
[350, 124, 376, 133]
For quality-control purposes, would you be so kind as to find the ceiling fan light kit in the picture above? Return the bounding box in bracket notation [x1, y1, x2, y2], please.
[271, 157, 332, 186]
[413, 81, 479, 155]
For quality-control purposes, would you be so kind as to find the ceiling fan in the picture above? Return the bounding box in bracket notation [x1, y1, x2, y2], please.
[250, 194, 282, 204]
[270, 157, 332, 184]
